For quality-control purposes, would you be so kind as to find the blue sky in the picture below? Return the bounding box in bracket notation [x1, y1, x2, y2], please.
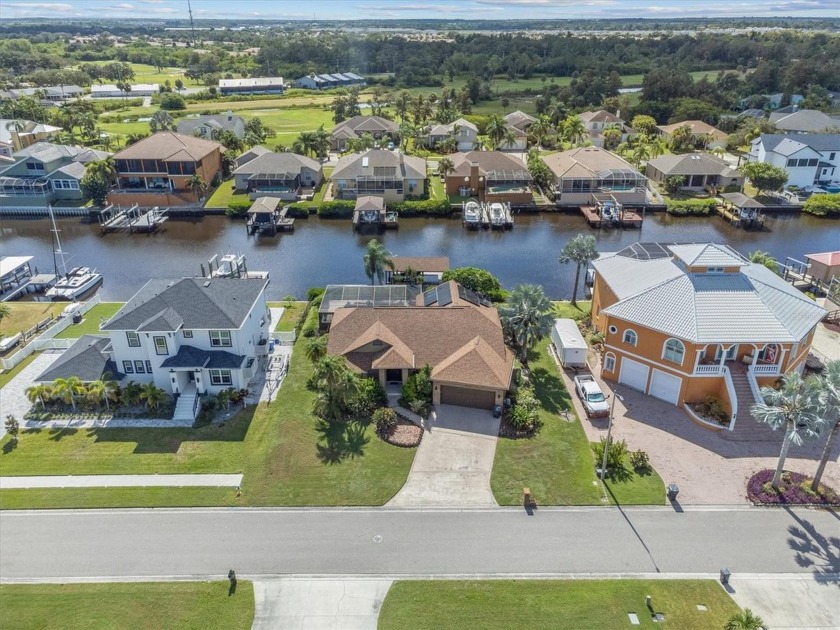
[3, 0, 838, 20]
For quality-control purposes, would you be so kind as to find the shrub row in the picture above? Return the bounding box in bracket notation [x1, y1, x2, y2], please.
[665, 198, 716, 215]
[802, 193, 840, 217]
[390, 198, 452, 216]
[317, 200, 356, 217]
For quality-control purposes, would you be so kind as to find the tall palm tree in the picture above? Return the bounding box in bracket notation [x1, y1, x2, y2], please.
[398, 120, 416, 151]
[724, 608, 765, 630]
[528, 115, 553, 150]
[646, 137, 667, 159]
[51, 376, 86, 411]
[292, 130, 318, 158]
[363, 239, 394, 285]
[500, 284, 555, 365]
[25, 383, 52, 410]
[558, 234, 600, 307]
[305, 335, 329, 364]
[86, 157, 117, 183]
[311, 355, 359, 422]
[750, 372, 824, 489]
[561, 115, 587, 146]
[140, 383, 166, 412]
[812, 360, 840, 492]
[437, 157, 455, 178]
[313, 126, 332, 161]
[630, 142, 652, 168]
[485, 115, 508, 150]
[187, 174, 208, 200]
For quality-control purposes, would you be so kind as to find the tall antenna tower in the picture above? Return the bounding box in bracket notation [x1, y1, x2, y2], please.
[187, 0, 196, 45]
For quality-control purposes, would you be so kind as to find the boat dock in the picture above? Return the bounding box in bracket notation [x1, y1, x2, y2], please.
[716, 193, 765, 230]
[1, 273, 58, 302]
[580, 205, 602, 228]
[247, 198, 295, 236]
[99, 204, 168, 233]
[352, 195, 397, 231]
[581, 194, 644, 229]
[781, 257, 839, 298]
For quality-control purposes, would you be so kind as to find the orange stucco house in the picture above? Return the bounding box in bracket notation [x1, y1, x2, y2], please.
[590, 243, 826, 428]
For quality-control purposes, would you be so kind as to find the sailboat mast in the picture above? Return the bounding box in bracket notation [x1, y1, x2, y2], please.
[48, 205, 68, 277]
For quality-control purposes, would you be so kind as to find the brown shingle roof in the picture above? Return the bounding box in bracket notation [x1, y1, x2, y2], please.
[450, 151, 529, 177]
[657, 120, 727, 140]
[390, 256, 450, 273]
[326, 288, 513, 390]
[113, 131, 223, 162]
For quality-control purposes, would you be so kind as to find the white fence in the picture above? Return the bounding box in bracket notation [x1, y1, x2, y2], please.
[1, 295, 102, 370]
[694, 364, 723, 375]
[722, 366, 738, 431]
[270, 330, 297, 345]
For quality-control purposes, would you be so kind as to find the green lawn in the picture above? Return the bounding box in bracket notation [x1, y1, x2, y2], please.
[0, 308, 415, 508]
[0, 302, 64, 338]
[0, 352, 39, 390]
[206, 181, 247, 209]
[268, 300, 307, 331]
[0, 581, 254, 630]
[378, 580, 741, 630]
[54, 302, 124, 339]
[428, 174, 445, 200]
[602, 452, 666, 506]
[80, 62, 186, 87]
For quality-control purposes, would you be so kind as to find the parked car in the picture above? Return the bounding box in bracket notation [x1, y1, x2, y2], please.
[573, 374, 610, 418]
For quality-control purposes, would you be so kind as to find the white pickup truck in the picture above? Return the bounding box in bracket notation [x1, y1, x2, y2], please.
[573, 374, 610, 418]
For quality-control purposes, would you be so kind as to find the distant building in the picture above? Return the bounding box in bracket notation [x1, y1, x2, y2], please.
[768, 109, 840, 134]
[331, 116, 400, 152]
[218, 77, 284, 96]
[0, 142, 111, 208]
[91, 83, 159, 98]
[0, 119, 62, 151]
[5, 85, 84, 102]
[657, 120, 728, 150]
[295, 72, 365, 90]
[176, 112, 246, 140]
[749, 133, 840, 188]
[579, 110, 633, 148]
[423, 118, 478, 152]
[739, 93, 804, 110]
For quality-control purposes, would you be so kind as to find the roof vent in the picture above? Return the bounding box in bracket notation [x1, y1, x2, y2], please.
[203, 281, 211, 287]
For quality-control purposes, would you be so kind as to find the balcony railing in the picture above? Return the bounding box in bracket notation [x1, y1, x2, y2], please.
[694, 364, 724, 375]
[750, 363, 780, 375]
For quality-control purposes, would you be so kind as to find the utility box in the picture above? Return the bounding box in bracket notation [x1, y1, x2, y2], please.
[551, 318, 588, 369]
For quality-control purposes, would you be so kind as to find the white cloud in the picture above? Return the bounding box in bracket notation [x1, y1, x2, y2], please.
[3, 2, 74, 10]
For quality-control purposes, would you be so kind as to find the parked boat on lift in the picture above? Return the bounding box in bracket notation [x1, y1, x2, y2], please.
[463, 200, 482, 229]
[44, 205, 102, 301]
[489, 203, 505, 229]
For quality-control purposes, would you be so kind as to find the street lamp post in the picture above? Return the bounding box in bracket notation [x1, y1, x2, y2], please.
[600, 390, 623, 482]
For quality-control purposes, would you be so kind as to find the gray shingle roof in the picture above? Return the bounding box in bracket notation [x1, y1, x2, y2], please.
[160, 345, 245, 369]
[646, 153, 740, 177]
[102, 278, 267, 332]
[176, 114, 245, 138]
[757, 133, 840, 154]
[36, 335, 124, 383]
[769, 109, 839, 132]
[232, 151, 320, 176]
[332, 150, 426, 181]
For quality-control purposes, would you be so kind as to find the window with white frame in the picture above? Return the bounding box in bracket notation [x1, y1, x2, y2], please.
[663, 338, 685, 364]
[153, 336, 168, 355]
[126, 331, 140, 347]
[134, 360, 146, 374]
[183, 330, 193, 338]
[604, 352, 616, 372]
[123, 360, 134, 374]
[209, 369, 232, 385]
[209, 330, 231, 347]
[623, 329, 638, 346]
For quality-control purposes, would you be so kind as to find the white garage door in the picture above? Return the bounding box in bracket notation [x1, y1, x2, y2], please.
[619, 358, 649, 392]
[649, 369, 682, 405]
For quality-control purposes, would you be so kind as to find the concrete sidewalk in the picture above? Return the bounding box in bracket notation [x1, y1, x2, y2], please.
[728, 576, 840, 629]
[252, 578, 392, 630]
[0, 473, 243, 489]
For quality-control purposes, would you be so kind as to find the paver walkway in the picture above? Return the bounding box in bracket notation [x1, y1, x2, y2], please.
[0, 351, 62, 437]
[252, 578, 392, 630]
[0, 473, 243, 489]
[388, 404, 500, 507]
[553, 350, 840, 505]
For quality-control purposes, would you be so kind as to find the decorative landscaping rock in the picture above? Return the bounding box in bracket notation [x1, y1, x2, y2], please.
[747, 469, 840, 506]
[380, 419, 422, 448]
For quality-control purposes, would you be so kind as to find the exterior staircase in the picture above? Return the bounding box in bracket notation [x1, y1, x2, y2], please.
[172, 384, 199, 421]
[721, 366, 777, 442]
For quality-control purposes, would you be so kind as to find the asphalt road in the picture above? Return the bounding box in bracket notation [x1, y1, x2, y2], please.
[1, 507, 838, 581]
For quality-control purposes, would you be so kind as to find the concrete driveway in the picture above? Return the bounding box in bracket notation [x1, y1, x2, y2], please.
[388, 404, 501, 507]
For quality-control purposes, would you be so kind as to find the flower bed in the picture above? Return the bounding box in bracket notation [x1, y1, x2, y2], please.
[378, 418, 422, 448]
[498, 414, 538, 439]
[747, 469, 840, 506]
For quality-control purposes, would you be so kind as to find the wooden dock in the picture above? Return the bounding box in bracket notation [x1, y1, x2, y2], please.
[782, 257, 839, 297]
[580, 205, 601, 228]
[248, 205, 295, 236]
[620, 209, 643, 228]
[99, 204, 168, 233]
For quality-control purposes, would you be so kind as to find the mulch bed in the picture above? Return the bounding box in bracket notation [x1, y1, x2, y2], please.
[379, 418, 423, 448]
[498, 415, 537, 439]
[747, 469, 840, 506]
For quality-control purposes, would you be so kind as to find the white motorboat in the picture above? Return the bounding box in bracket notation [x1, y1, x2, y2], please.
[45, 205, 103, 301]
[489, 203, 505, 229]
[463, 200, 481, 228]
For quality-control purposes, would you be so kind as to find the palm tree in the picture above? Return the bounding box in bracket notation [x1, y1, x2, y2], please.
[748, 250, 779, 274]
[187, 174, 207, 200]
[485, 115, 508, 150]
[558, 234, 600, 307]
[561, 115, 587, 146]
[363, 239, 394, 285]
[120, 381, 143, 407]
[25, 383, 52, 410]
[629, 142, 652, 168]
[398, 120, 416, 151]
[305, 335, 329, 364]
[51, 376, 86, 411]
[812, 360, 840, 492]
[500, 284, 555, 365]
[750, 372, 824, 489]
[646, 137, 667, 159]
[437, 157, 455, 178]
[313, 126, 332, 161]
[724, 608, 765, 630]
[140, 383, 166, 412]
[711, 145, 727, 158]
[311, 355, 360, 422]
[86, 380, 106, 406]
[529, 115, 553, 150]
[438, 136, 457, 154]
[293, 130, 318, 158]
[86, 157, 117, 183]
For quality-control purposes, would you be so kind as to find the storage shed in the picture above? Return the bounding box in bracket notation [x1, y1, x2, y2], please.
[551, 318, 588, 368]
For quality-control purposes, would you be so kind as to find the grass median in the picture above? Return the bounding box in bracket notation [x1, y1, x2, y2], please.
[378, 579, 741, 630]
[0, 581, 254, 630]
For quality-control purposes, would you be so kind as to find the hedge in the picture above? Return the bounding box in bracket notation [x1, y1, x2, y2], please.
[317, 200, 356, 217]
[226, 200, 251, 217]
[802, 193, 840, 217]
[665, 198, 716, 215]
[390, 198, 452, 216]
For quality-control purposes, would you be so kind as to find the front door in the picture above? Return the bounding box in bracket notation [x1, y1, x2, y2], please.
[188, 372, 195, 383]
[716, 345, 738, 361]
[385, 369, 402, 383]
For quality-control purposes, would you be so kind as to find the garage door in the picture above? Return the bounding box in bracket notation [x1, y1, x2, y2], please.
[649, 369, 682, 405]
[619, 358, 649, 392]
[440, 385, 496, 409]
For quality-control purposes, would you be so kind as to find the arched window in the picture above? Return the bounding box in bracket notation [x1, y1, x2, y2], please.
[623, 329, 638, 346]
[663, 338, 685, 364]
[604, 352, 616, 372]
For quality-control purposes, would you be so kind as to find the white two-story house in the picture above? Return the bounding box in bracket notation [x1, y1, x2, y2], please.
[38, 278, 271, 418]
[749, 134, 840, 189]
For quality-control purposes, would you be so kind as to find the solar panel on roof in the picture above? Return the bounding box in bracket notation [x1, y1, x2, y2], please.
[423, 287, 436, 306]
[437, 283, 452, 307]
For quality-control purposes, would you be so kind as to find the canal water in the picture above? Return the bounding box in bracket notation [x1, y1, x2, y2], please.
[1, 212, 838, 300]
